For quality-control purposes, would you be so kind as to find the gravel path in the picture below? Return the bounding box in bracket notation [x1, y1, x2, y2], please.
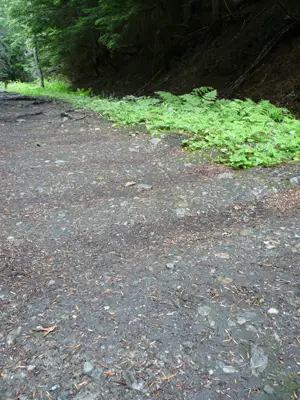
[0, 92, 299, 400]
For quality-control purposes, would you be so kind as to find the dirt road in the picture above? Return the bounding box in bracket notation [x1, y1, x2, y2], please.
[1, 92, 299, 399]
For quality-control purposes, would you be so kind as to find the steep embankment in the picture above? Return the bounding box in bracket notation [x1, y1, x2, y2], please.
[78, 0, 300, 113]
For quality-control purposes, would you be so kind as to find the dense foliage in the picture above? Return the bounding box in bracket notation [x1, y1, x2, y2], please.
[0, 0, 33, 81]
[8, 80, 300, 169]
[0, 0, 146, 80]
[1, 0, 299, 88]
[0, 0, 253, 83]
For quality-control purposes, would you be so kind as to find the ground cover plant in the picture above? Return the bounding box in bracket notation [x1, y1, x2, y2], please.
[6, 80, 300, 169]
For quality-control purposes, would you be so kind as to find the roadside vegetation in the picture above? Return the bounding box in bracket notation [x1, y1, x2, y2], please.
[6, 80, 300, 169]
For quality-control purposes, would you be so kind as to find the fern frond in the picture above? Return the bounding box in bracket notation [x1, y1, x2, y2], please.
[203, 89, 217, 103]
[192, 86, 214, 96]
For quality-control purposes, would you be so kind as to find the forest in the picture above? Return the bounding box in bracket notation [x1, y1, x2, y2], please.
[0, 0, 299, 101]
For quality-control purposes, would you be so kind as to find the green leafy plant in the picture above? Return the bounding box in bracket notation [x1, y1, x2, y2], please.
[8, 81, 300, 169]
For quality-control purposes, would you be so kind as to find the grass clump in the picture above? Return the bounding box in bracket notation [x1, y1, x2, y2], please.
[7, 80, 300, 169]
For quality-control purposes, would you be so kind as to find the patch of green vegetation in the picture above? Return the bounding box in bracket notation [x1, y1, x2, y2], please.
[282, 374, 300, 398]
[7, 81, 300, 169]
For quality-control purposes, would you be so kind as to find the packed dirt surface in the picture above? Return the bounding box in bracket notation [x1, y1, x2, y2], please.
[0, 92, 300, 400]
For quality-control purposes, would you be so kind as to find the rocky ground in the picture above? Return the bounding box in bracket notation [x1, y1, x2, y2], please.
[0, 91, 299, 400]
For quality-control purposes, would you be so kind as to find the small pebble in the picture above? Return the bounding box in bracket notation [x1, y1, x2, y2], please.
[246, 325, 258, 333]
[267, 308, 279, 315]
[263, 384, 275, 395]
[125, 181, 136, 187]
[217, 172, 234, 179]
[250, 345, 268, 374]
[7, 326, 22, 345]
[175, 208, 187, 218]
[289, 176, 300, 184]
[150, 138, 161, 146]
[83, 361, 94, 373]
[223, 365, 237, 374]
[166, 263, 175, 270]
[131, 381, 144, 391]
[217, 276, 233, 285]
[136, 183, 152, 191]
[182, 341, 193, 350]
[198, 305, 211, 316]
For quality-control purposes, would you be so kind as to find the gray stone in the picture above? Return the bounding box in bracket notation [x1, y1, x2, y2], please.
[263, 384, 275, 395]
[289, 175, 300, 184]
[267, 308, 279, 315]
[0, 291, 10, 300]
[122, 371, 135, 385]
[182, 341, 193, 350]
[250, 345, 268, 375]
[91, 367, 103, 381]
[222, 365, 237, 374]
[175, 208, 188, 218]
[7, 326, 22, 345]
[216, 360, 225, 369]
[13, 238, 22, 246]
[58, 391, 68, 400]
[264, 240, 280, 249]
[246, 325, 258, 333]
[228, 319, 236, 327]
[83, 361, 94, 373]
[217, 276, 233, 285]
[130, 381, 144, 391]
[198, 305, 211, 316]
[240, 228, 253, 236]
[150, 138, 161, 146]
[217, 172, 234, 179]
[240, 312, 257, 320]
[166, 262, 175, 270]
[136, 183, 153, 191]
[237, 317, 247, 325]
[125, 181, 136, 187]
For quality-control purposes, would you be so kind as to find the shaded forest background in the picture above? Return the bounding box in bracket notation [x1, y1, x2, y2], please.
[0, 0, 300, 112]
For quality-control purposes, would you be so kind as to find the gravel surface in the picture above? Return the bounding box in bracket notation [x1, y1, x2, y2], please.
[0, 92, 300, 400]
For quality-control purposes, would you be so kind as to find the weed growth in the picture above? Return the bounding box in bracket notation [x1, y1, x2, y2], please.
[7, 80, 300, 169]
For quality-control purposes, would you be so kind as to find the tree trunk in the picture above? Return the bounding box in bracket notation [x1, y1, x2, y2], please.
[33, 45, 44, 88]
